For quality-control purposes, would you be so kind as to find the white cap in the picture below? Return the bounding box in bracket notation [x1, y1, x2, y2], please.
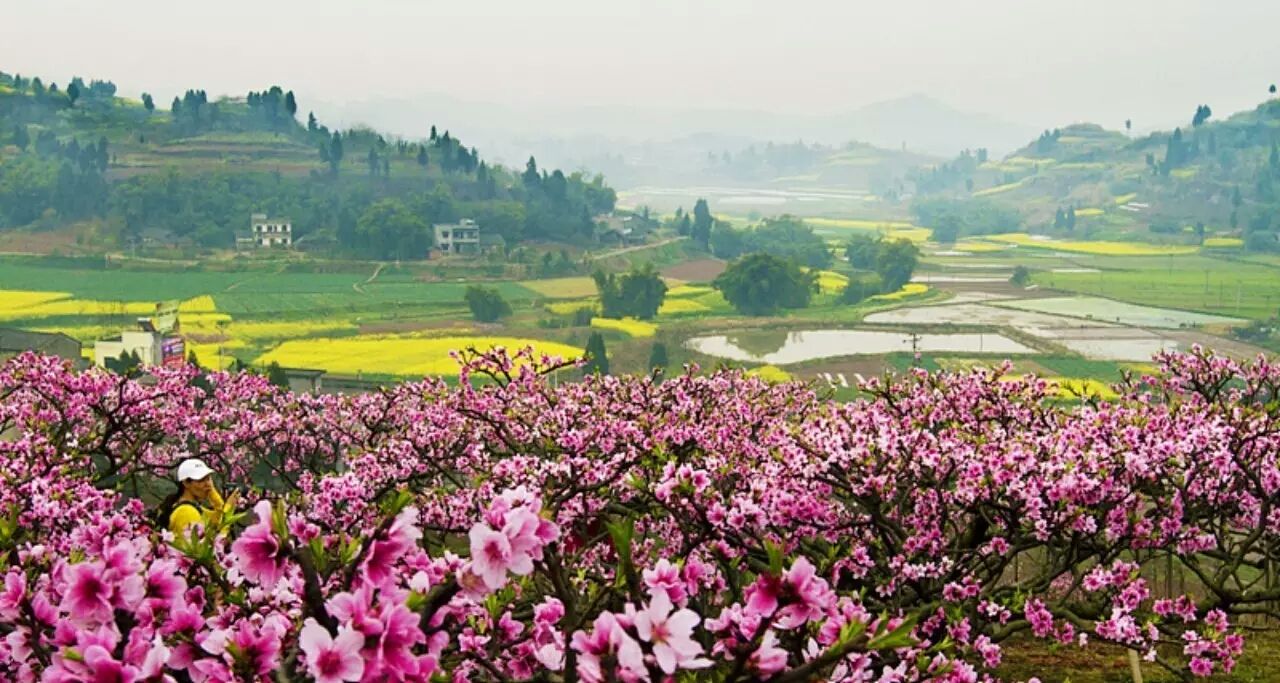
[177, 458, 214, 482]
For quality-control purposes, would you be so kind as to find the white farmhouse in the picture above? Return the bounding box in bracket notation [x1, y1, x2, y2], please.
[251, 213, 292, 247]
[434, 219, 480, 255]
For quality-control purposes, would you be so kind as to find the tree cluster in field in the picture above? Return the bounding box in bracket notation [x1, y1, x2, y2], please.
[464, 285, 514, 323]
[839, 235, 920, 303]
[0, 70, 617, 254]
[592, 263, 668, 320]
[0, 347, 1275, 682]
[713, 253, 819, 316]
[707, 214, 833, 268]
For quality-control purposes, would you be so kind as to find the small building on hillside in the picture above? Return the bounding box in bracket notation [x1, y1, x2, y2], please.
[251, 213, 292, 248]
[0, 328, 83, 363]
[596, 213, 650, 246]
[93, 317, 185, 370]
[94, 325, 164, 368]
[434, 219, 481, 255]
[281, 367, 326, 394]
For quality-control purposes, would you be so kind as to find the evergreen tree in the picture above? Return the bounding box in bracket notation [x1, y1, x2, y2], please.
[307, 112, 318, 132]
[141, 93, 154, 112]
[11, 125, 29, 151]
[1066, 207, 1077, 231]
[523, 157, 540, 187]
[266, 362, 290, 389]
[583, 332, 609, 375]
[648, 342, 668, 373]
[328, 132, 344, 175]
[171, 96, 181, 115]
[66, 81, 80, 106]
[368, 147, 379, 177]
[417, 146, 428, 167]
[285, 91, 297, 117]
[430, 125, 438, 141]
[691, 198, 713, 248]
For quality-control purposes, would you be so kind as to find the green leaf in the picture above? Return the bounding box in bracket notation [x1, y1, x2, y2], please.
[605, 517, 635, 589]
[835, 619, 868, 648]
[764, 539, 784, 577]
[868, 614, 918, 651]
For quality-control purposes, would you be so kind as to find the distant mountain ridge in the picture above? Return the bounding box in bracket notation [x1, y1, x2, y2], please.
[316, 93, 1035, 177]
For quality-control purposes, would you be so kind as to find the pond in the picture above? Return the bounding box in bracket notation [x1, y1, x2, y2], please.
[684, 329, 1036, 365]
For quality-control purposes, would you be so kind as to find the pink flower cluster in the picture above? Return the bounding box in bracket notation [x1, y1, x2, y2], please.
[1, 346, 1277, 681]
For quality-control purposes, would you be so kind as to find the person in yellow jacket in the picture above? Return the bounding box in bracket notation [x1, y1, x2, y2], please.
[164, 458, 238, 535]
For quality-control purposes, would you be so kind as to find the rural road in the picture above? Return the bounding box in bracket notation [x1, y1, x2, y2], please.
[587, 236, 687, 261]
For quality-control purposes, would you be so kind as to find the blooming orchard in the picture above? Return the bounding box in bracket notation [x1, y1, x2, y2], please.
[0, 346, 1277, 681]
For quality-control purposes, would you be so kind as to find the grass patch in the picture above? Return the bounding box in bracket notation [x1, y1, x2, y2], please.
[522, 277, 598, 299]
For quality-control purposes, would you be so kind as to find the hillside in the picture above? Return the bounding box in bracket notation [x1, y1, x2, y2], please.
[0, 71, 617, 258]
[909, 98, 1280, 252]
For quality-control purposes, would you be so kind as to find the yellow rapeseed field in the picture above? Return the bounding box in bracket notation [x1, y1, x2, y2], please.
[1203, 237, 1243, 248]
[954, 241, 1007, 253]
[0, 296, 156, 322]
[665, 285, 715, 298]
[590, 317, 657, 338]
[1113, 193, 1138, 205]
[746, 365, 792, 383]
[1074, 208, 1104, 217]
[973, 178, 1027, 197]
[545, 299, 598, 316]
[223, 320, 358, 342]
[867, 283, 929, 303]
[657, 298, 711, 315]
[254, 335, 584, 377]
[984, 233, 1197, 256]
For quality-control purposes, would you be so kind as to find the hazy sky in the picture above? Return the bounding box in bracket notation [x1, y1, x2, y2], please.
[5, 0, 1280, 130]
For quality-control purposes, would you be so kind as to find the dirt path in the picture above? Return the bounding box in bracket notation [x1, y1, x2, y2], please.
[353, 262, 385, 294]
[588, 236, 687, 261]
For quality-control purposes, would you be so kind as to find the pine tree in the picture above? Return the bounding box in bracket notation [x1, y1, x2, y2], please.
[285, 91, 297, 117]
[583, 332, 609, 375]
[417, 146, 428, 167]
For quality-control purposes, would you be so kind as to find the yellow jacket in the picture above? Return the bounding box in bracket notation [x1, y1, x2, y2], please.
[168, 488, 230, 535]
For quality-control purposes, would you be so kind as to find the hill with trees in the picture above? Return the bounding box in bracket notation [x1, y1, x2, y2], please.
[907, 92, 1280, 252]
[0, 70, 616, 257]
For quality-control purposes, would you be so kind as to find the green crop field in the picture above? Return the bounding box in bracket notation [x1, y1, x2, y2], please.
[1033, 256, 1280, 320]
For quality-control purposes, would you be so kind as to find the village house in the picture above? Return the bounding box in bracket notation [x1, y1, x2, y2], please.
[250, 213, 292, 248]
[434, 218, 481, 255]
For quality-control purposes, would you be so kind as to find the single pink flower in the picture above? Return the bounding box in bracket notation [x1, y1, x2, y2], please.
[0, 570, 25, 620]
[632, 591, 711, 673]
[60, 561, 113, 626]
[571, 612, 645, 683]
[750, 630, 788, 677]
[300, 618, 365, 683]
[643, 559, 687, 604]
[230, 500, 288, 587]
[469, 524, 515, 590]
